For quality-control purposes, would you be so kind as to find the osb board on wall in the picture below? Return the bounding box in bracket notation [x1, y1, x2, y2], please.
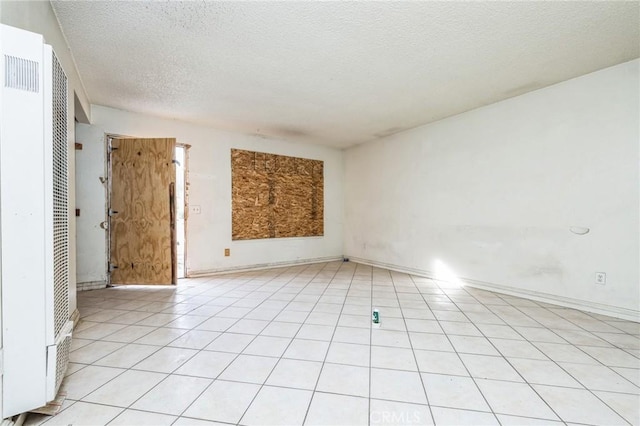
[232, 149, 324, 240]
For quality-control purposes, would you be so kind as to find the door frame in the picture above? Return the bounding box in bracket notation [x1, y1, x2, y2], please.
[105, 134, 187, 285]
[175, 143, 191, 278]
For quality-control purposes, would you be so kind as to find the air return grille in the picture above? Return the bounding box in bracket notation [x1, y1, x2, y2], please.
[51, 51, 69, 338]
[4, 55, 39, 92]
[54, 333, 71, 392]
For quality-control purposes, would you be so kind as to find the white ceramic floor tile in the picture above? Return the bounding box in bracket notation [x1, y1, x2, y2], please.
[275, 310, 309, 323]
[174, 350, 237, 378]
[260, 321, 302, 338]
[508, 357, 582, 388]
[266, 358, 323, 390]
[65, 362, 86, 377]
[108, 409, 176, 425]
[370, 399, 433, 425]
[135, 327, 188, 345]
[240, 386, 312, 426]
[132, 374, 212, 415]
[371, 346, 417, 371]
[612, 366, 640, 387]
[594, 390, 640, 425]
[370, 368, 427, 404]
[372, 329, 411, 348]
[165, 315, 209, 330]
[218, 354, 278, 384]
[246, 309, 282, 321]
[204, 332, 255, 353]
[217, 306, 253, 318]
[69, 341, 126, 364]
[93, 343, 161, 369]
[136, 313, 181, 327]
[460, 353, 523, 382]
[422, 373, 490, 411]
[475, 379, 559, 420]
[490, 338, 549, 360]
[559, 362, 640, 393]
[316, 362, 369, 397]
[62, 365, 125, 400]
[243, 335, 292, 357]
[449, 335, 500, 356]
[64, 263, 640, 426]
[512, 326, 566, 344]
[494, 414, 563, 425]
[133, 347, 198, 373]
[533, 384, 627, 424]
[226, 319, 270, 335]
[168, 329, 221, 349]
[405, 319, 443, 334]
[476, 324, 523, 340]
[70, 338, 95, 352]
[414, 350, 468, 376]
[195, 316, 239, 332]
[333, 326, 371, 345]
[283, 339, 330, 362]
[430, 406, 498, 425]
[297, 323, 336, 341]
[173, 417, 229, 426]
[41, 401, 122, 426]
[409, 332, 454, 352]
[326, 341, 370, 367]
[183, 380, 260, 424]
[305, 392, 369, 426]
[439, 321, 482, 337]
[102, 325, 157, 343]
[402, 308, 436, 320]
[338, 314, 371, 329]
[578, 345, 640, 368]
[83, 369, 166, 407]
[74, 323, 128, 340]
[533, 342, 598, 364]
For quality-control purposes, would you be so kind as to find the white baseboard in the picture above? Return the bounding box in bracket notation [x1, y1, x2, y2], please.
[77, 280, 107, 291]
[188, 256, 344, 277]
[70, 309, 80, 329]
[347, 256, 639, 323]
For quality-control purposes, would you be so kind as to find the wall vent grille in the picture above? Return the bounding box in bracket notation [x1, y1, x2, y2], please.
[54, 333, 71, 392]
[51, 51, 69, 338]
[4, 55, 39, 92]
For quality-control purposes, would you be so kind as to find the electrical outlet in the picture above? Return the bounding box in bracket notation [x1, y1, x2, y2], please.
[190, 205, 201, 214]
[224, 248, 230, 257]
[595, 272, 606, 285]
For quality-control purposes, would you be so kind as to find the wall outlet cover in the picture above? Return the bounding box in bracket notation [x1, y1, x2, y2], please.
[595, 272, 606, 285]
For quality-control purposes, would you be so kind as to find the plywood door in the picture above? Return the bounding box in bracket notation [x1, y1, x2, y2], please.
[109, 137, 176, 284]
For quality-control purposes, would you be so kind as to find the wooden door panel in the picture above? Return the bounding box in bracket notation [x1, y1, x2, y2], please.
[110, 137, 176, 284]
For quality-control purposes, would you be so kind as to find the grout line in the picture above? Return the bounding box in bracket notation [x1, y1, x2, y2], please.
[65, 261, 639, 426]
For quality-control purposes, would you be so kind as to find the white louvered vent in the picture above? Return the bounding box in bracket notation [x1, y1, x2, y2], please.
[51, 50, 69, 338]
[54, 333, 72, 391]
[4, 54, 39, 92]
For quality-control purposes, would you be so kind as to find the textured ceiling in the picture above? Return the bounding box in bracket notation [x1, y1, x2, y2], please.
[51, 1, 639, 148]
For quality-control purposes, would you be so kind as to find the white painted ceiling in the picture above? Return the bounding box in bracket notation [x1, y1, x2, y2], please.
[51, 1, 639, 149]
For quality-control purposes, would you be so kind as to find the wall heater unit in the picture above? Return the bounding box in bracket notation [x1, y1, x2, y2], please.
[0, 24, 73, 418]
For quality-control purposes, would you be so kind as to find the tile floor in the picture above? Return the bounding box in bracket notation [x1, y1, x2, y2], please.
[26, 261, 639, 426]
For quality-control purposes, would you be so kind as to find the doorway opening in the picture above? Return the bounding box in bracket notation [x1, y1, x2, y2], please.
[175, 144, 189, 279]
[106, 136, 190, 285]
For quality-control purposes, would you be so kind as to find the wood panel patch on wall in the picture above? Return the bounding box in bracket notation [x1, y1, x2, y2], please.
[232, 149, 324, 240]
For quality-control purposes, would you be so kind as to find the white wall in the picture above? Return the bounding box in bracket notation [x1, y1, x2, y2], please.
[76, 105, 343, 279]
[344, 59, 640, 320]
